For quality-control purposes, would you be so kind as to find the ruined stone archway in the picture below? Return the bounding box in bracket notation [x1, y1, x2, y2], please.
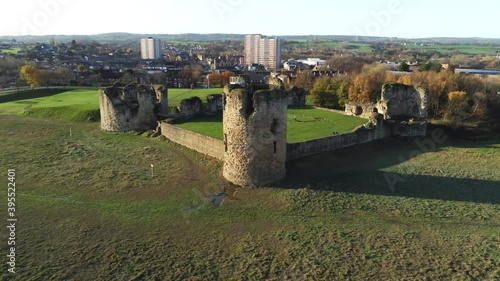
[355, 106, 363, 116]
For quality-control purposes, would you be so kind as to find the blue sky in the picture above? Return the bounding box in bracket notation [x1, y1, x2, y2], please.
[1, 0, 499, 38]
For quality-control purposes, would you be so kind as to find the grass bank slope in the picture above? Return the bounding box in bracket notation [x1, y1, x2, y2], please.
[0, 88, 99, 122]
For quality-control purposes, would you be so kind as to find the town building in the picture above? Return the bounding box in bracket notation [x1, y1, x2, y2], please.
[140, 37, 162, 60]
[244, 34, 281, 71]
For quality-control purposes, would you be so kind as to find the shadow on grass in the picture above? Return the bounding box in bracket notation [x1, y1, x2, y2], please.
[0, 88, 69, 104]
[281, 138, 500, 205]
[174, 112, 223, 124]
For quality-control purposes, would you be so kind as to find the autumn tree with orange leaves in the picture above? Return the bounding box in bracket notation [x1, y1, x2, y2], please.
[19, 65, 42, 88]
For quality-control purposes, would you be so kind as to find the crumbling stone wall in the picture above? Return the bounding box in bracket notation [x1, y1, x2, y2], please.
[345, 102, 378, 118]
[268, 76, 285, 90]
[100, 84, 159, 132]
[177, 96, 203, 117]
[344, 83, 429, 138]
[223, 85, 288, 186]
[379, 84, 429, 120]
[345, 83, 429, 121]
[206, 94, 223, 113]
[159, 122, 224, 160]
[385, 120, 428, 137]
[153, 85, 169, 117]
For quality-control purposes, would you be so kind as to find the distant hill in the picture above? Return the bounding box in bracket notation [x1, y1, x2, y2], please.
[1, 33, 499, 45]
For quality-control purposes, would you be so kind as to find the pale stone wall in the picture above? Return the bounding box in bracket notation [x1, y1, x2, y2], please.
[154, 85, 169, 116]
[177, 96, 203, 117]
[345, 84, 430, 121]
[223, 86, 288, 186]
[206, 94, 223, 113]
[345, 102, 378, 118]
[159, 122, 224, 160]
[379, 84, 429, 120]
[99, 84, 157, 132]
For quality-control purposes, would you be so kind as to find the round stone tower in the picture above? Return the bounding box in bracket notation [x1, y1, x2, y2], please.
[222, 85, 288, 186]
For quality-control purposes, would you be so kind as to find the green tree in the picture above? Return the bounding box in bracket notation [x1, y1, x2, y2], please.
[419, 61, 442, 72]
[398, 62, 410, 72]
[310, 76, 352, 109]
[77, 65, 86, 73]
[311, 77, 336, 108]
[294, 70, 314, 92]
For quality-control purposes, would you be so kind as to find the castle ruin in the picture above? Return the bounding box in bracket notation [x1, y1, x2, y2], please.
[345, 83, 429, 137]
[345, 83, 429, 121]
[101, 80, 430, 187]
[222, 85, 289, 186]
[99, 84, 168, 132]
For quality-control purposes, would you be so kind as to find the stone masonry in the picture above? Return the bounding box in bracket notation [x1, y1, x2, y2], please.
[99, 84, 167, 132]
[345, 83, 429, 121]
[206, 94, 223, 113]
[378, 83, 429, 120]
[222, 85, 289, 186]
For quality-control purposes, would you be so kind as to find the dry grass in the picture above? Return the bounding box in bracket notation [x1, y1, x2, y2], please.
[0, 112, 499, 280]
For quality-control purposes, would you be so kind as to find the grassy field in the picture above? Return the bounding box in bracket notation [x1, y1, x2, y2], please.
[401, 44, 500, 54]
[287, 107, 367, 142]
[176, 108, 367, 143]
[283, 40, 374, 53]
[0, 89, 499, 280]
[168, 88, 224, 106]
[282, 39, 499, 55]
[0, 48, 21, 54]
[0, 87, 223, 121]
[0, 88, 100, 122]
[0, 113, 498, 280]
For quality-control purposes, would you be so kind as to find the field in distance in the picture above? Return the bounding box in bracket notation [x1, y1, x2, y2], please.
[283, 40, 500, 55]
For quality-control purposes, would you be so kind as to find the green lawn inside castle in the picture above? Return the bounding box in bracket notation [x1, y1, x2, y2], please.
[176, 107, 367, 143]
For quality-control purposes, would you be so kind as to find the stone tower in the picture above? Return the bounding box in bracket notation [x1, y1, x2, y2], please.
[153, 85, 169, 117]
[222, 85, 288, 186]
[99, 84, 161, 132]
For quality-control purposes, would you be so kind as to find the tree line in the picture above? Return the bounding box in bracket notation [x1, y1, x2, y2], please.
[308, 65, 500, 123]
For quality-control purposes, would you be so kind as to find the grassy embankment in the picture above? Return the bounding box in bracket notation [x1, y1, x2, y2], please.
[0, 87, 223, 121]
[0, 89, 498, 280]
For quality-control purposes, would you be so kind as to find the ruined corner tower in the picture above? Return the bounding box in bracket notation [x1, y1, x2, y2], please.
[99, 84, 168, 132]
[222, 85, 288, 186]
